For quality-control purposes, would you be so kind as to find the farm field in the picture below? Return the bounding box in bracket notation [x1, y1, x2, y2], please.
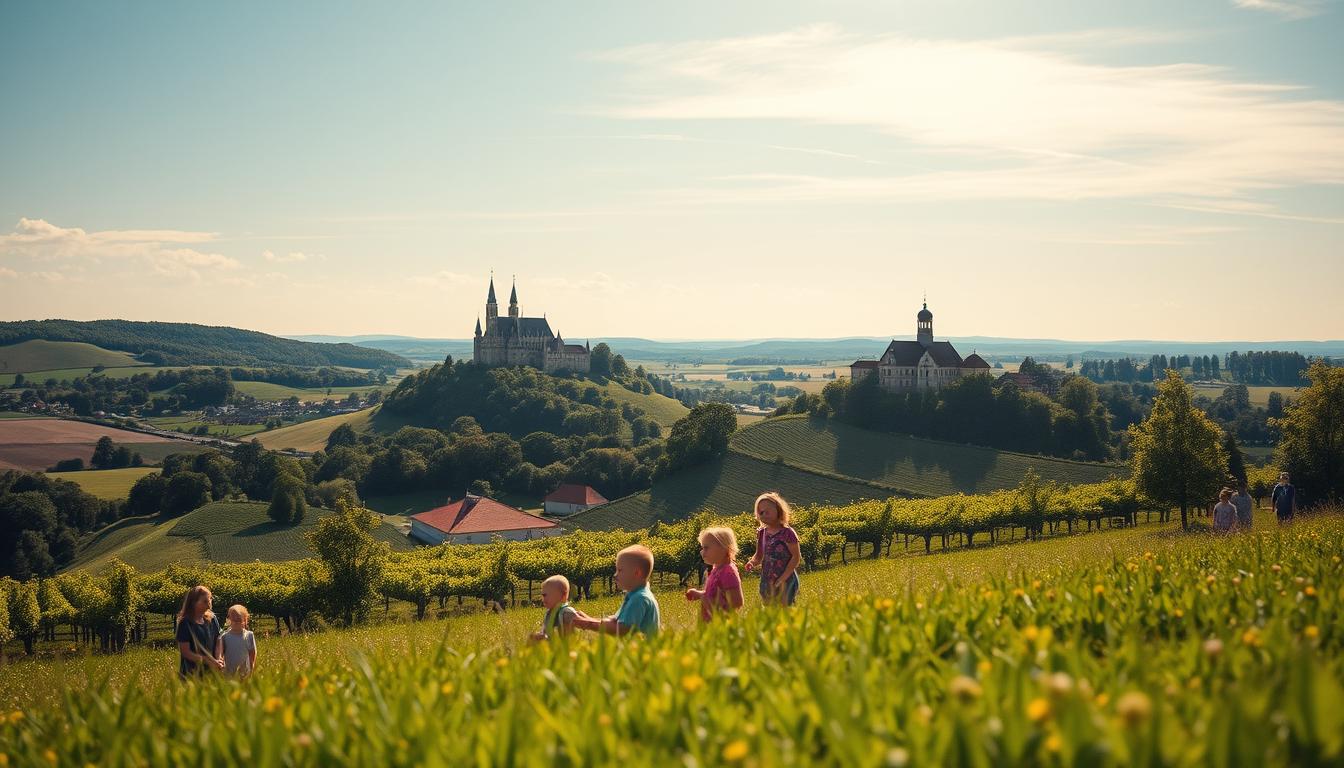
[0, 417, 198, 471]
[46, 466, 158, 499]
[70, 500, 414, 572]
[231, 380, 392, 402]
[0, 339, 146, 375]
[5, 512, 1340, 765]
[730, 415, 1125, 495]
[143, 415, 270, 439]
[1192, 382, 1303, 407]
[251, 408, 377, 452]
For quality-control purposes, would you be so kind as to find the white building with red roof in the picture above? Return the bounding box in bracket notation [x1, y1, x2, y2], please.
[409, 494, 561, 545]
[542, 483, 608, 517]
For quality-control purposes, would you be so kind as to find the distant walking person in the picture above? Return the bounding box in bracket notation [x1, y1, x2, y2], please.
[1231, 481, 1254, 530]
[1271, 472, 1297, 523]
[1212, 489, 1237, 533]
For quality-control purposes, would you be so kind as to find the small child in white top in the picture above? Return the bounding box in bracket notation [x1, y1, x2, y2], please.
[221, 604, 257, 677]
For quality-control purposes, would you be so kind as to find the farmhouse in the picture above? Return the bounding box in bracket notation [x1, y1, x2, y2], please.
[409, 494, 561, 545]
[849, 301, 992, 392]
[543, 483, 608, 516]
[473, 275, 591, 373]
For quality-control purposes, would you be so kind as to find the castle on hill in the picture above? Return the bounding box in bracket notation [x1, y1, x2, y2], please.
[849, 301, 991, 391]
[472, 275, 590, 373]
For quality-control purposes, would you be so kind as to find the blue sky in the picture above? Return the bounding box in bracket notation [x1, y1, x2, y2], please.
[1, 1, 1341, 341]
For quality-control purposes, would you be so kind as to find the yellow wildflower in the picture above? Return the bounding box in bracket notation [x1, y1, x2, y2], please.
[264, 696, 284, 714]
[1027, 697, 1051, 723]
[681, 674, 705, 693]
[722, 740, 750, 762]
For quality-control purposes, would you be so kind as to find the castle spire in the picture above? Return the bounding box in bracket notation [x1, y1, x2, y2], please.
[475, 317, 482, 337]
[508, 275, 520, 319]
[487, 272, 497, 303]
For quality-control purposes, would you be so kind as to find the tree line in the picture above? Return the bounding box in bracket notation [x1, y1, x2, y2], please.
[1080, 350, 1317, 386]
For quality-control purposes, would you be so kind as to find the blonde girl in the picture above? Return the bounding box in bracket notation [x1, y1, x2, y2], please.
[744, 492, 802, 606]
[685, 526, 744, 621]
[221, 604, 258, 677]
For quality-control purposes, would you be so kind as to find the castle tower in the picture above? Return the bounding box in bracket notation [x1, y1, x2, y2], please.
[917, 301, 933, 347]
[508, 277, 520, 319]
[485, 274, 498, 324]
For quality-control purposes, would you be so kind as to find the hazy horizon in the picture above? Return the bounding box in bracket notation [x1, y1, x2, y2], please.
[3, 2, 1342, 342]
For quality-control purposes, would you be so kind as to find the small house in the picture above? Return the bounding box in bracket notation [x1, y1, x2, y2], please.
[409, 494, 560, 545]
[543, 483, 608, 517]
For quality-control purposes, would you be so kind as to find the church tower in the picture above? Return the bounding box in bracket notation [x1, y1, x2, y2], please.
[485, 274, 498, 324]
[917, 301, 933, 347]
[508, 277, 520, 319]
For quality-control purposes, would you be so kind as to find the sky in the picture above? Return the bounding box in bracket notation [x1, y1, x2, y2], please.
[1, 1, 1341, 342]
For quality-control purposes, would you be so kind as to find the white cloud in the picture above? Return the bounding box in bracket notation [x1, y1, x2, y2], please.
[0, 218, 238, 282]
[262, 250, 321, 263]
[1232, 0, 1327, 19]
[590, 25, 1344, 210]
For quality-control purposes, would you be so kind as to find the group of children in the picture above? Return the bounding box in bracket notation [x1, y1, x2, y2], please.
[531, 491, 802, 641]
[173, 491, 802, 678]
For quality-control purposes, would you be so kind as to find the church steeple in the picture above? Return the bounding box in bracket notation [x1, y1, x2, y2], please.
[917, 297, 934, 347]
[508, 275, 520, 319]
[485, 273, 498, 324]
[475, 317, 482, 337]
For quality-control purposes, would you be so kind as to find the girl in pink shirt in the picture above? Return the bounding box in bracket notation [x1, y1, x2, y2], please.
[685, 526, 744, 622]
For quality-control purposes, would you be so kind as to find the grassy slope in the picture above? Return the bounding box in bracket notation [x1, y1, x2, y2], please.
[252, 408, 378, 452]
[598, 381, 689, 428]
[730, 415, 1125, 495]
[0, 339, 145, 374]
[569, 416, 1125, 531]
[47, 467, 158, 499]
[69, 500, 413, 571]
[567, 450, 897, 531]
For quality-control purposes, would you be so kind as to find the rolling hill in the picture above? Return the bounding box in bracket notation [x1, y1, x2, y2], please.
[598, 381, 689, 429]
[0, 339, 148, 374]
[567, 415, 1127, 531]
[72, 500, 414, 572]
[253, 407, 379, 452]
[0, 319, 410, 368]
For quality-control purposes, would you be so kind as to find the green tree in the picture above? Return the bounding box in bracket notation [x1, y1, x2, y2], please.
[90, 436, 115, 469]
[161, 471, 212, 517]
[656, 402, 738, 479]
[306, 501, 388, 626]
[1128, 371, 1228, 530]
[268, 472, 307, 524]
[5, 578, 41, 655]
[1274, 361, 1344, 505]
[1223, 432, 1247, 485]
[126, 472, 166, 517]
[326, 423, 359, 450]
[589, 343, 613, 377]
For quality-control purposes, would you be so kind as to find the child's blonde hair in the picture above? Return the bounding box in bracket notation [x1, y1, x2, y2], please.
[541, 574, 570, 596]
[227, 604, 249, 626]
[617, 545, 655, 579]
[754, 491, 792, 528]
[698, 526, 739, 562]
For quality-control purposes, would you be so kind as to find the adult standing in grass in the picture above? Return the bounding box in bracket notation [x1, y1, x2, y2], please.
[745, 492, 801, 606]
[1212, 489, 1237, 533]
[1231, 481, 1254, 530]
[176, 585, 223, 679]
[1271, 472, 1297, 523]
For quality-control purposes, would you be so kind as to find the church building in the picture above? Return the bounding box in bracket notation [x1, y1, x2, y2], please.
[849, 301, 991, 391]
[472, 275, 591, 373]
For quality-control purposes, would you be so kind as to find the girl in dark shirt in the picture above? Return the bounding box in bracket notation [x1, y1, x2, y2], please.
[176, 585, 223, 679]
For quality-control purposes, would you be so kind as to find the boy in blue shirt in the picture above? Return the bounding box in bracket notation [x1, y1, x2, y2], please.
[572, 545, 661, 638]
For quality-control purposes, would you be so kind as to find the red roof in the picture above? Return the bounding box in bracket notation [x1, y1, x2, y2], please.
[850, 360, 880, 369]
[411, 495, 557, 535]
[544, 483, 608, 506]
